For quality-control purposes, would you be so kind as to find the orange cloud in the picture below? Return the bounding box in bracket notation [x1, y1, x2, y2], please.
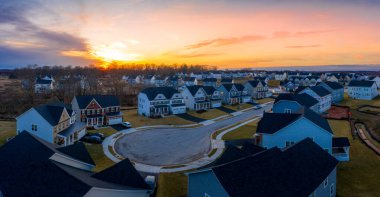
[285, 45, 321, 48]
[186, 35, 266, 49]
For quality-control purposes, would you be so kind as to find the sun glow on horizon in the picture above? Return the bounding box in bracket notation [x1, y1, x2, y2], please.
[90, 42, 142, 67]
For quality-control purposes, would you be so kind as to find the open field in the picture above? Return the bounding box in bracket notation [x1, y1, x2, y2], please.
[0, 120, 16, 145]
[122, 109, 195, 127]
[187, 108, 229, 120]
[329, 120, 380, 197]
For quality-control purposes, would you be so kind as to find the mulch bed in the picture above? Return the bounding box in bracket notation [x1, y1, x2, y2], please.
[325, 105, 350, 120]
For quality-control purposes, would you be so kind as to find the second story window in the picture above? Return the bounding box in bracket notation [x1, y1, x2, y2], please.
[31, 124, 37, 131]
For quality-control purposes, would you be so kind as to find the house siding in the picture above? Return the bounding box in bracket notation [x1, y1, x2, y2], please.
[348, 84, 378, 100]
[188, 170, 230, 197]
[310, 167, 337, 197]
[16, 109, 54, 143]
[273, 101, 303, 113]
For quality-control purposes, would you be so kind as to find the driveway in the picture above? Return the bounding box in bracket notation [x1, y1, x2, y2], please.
[217, 106, 236, 113]
[176, 113, 206, 123]
[114, 103, 272, 166]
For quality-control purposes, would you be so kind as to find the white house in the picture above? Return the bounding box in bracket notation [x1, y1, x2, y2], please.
[35, 75, 54, 93]
[370, 76, 380, 88]
[138, 87, 186, 117]
[203, 78, 217, 87]
[203, 86, 222, 108]
[244, 80, 268, 99]
[218, 84, 241, 105]
[348, 80, 378, 100]
[181, 85, 210, 111]
[298, 86, 332, 113]
[16, 102, 86, 146]
[183, 77, 198, 86]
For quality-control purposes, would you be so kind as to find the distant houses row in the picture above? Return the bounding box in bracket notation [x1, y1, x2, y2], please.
[137, 80, 269, 117]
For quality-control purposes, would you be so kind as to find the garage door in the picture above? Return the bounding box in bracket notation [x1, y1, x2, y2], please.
[172, 107, 186, 114]
[108, 117, 123, 125]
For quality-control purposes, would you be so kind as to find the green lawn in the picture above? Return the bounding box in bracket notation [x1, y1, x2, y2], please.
[88, 126, 118, 137]
[328, 120, 380, 197]
[187, 108, 229, 120]
[0, 120, 16, 146]
[222, 121, 258, 141]
[122, 109, 195, 127]
[85, 143, 115, 172]
[223, 103, 254, 111]
[156, 172, 188, 197]
[255, 97, 274, 104]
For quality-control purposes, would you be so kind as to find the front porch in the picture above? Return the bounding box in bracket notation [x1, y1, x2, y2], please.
[229, 97, 240, 105]
[332, 137, 350, 161]
[56, 122, 87, 146]
[194, 101, 210, 111]
[150, 105, 170, 117]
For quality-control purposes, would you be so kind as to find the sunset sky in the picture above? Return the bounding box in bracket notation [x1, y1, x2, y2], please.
[1, 0, 380, 69]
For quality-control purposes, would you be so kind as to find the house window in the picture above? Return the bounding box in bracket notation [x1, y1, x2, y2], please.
[330, 184, 334, 196]
[284, 108, 292, 114]
[324, 177, 328, 188]
[285, 141, 295, 147]
[31, 124, 37, 131]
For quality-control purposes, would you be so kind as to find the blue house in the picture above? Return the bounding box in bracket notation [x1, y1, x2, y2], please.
[255, 109, 334, 154]
[187, 138, 339, 197]
[348, 80, 378, 100]
[318, 81, 344, 103]
[273, 93, 319, 114]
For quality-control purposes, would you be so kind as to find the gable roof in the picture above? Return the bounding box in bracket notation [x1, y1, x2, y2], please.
[296, 93, 319, 107]
[234, 83, 245, 91]
[211, 138, 339, 197]
[246, 80, 264, 87]
[308, 86, 331, 97]
[0, 132, 150, 196]
[36, 77, 53, 84]
[221, 78, 233, 83]
[348, 80, 376, 87]
[75, 95, 120, 108]
[92, 158, 151, 190]
[322, 81, 344, 90]
[257, 109, 333, 134]
[33, 102, 69, 126]
[186, 85, 205, 96]
[220, 83, 235, 91]
[57, 142, 95, 166]
[202, 86, 216, 95]
[140, 87, 179, 100]
[203, 78, 217, 82]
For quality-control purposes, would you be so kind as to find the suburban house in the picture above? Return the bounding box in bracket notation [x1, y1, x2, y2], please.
[318, 81, 344, 103]
[71, 95, 123, 127]
[154, 76, 167, 87]
[138, 87, 186, 117]
[298, 86, 332, 113]
[203, 86, 222, 108]
[255, 109, 334, 154]
[273, 93, 319, 114]
[0, 132, 152, 197]
[202, 78, 217, 87]
[181, 85, 210, 111]
[348, 80, 378, 100]
[16, 102, 86, 146]
[274, 72, 287, 81]
[370, 76, 380, 88]
[234, 83, 251, 103]
[187, 138, 339, 197]
[218, 83, 241, 105]
[244, 80, 268, 99]
[35, 75, 54, 93]
[280, 80, 296, 92]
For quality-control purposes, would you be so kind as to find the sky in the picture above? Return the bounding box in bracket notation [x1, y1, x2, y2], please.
[1, 0, 380, 69]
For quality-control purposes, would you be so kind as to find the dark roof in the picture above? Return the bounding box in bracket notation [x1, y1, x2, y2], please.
[92, 158, 151, 189]
[296, 93, 319, 107]
[140, 87, 179, 100]
[234, 83, 245, 91]
[203, 145, 250, 168]
[322, 81, 344, 90]
[0, 132, 91, 197]
[203, 78, 217, 82]
[186, 85, 204, 96]
[348, 80, 376, 87]
[202, 86, 216, 95]
[57, 142, 95, 165]
[246, 80, 265, 87]
[332, 137, 350, 147]
[294, 86, 308, 94]
[34, 102, 71, 126]
[220, 83, 234, 91]
[211, 138, 339, 197]
[75, 95, 120, 109]
[257, 109, 333, 134]
[36, 77, 53, 84]
[308, 86, 331, 97]
[257, 112, 301, 134]
[183, 77, 196, 81]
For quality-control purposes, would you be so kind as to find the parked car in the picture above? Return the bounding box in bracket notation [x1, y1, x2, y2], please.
[90, 132, 105, 140]
[122, 122, 132, 128]
[253, 105, 262, 110]
[80, 135, 102, 144]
